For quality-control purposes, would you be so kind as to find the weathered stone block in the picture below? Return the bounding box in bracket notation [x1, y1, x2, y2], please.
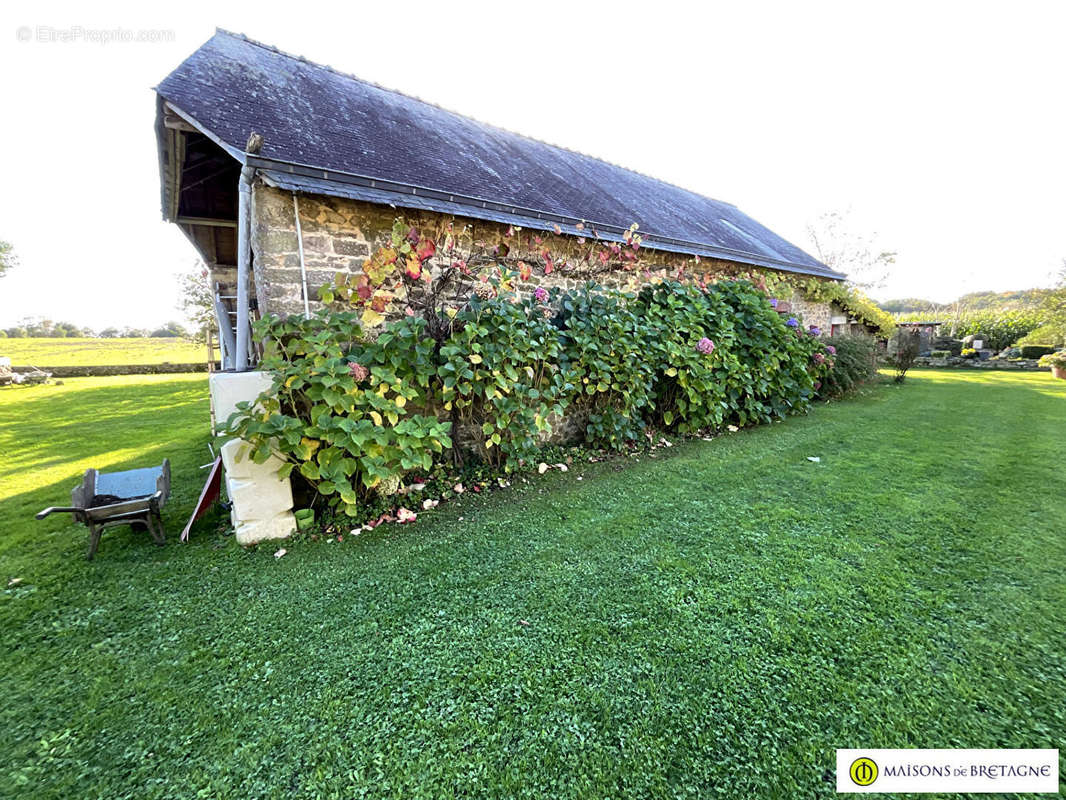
[333, 237, 370, 256]
[302, 234, 330, 252]
[262, 230, 298, 253]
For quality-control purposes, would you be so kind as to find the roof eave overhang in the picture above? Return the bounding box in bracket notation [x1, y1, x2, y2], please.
[153, 96, 246, 224]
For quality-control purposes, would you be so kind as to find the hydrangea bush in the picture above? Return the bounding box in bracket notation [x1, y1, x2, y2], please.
[227, 219, 842, 518]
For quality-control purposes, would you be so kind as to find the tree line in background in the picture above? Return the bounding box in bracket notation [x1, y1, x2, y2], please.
[0, 319, 191, 339]
[880, 288, 1057, 314]
[0, 263, 212, 341]
[879, 260, 1066, 351]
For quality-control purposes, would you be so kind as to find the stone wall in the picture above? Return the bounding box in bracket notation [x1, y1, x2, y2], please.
[789, 294, 834, 331]
[250, 181, 839, 326]
[911, 356, 1045, 371]
[12, 363, 210, 377]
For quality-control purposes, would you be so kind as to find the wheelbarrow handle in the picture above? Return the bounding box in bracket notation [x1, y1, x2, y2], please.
[36, 506, 82, 520]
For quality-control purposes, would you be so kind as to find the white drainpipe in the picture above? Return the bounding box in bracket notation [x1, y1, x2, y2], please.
[292, 193, 311, 318]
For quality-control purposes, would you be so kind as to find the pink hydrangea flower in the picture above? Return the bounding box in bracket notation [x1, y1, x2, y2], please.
[696, 337, 715, 355]
[813, 352, 826, 364]
[348, 362, 369, 382]
[534, 286, 548, 303]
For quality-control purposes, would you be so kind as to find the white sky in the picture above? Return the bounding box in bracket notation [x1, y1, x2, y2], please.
[1, 0, 1064, 329]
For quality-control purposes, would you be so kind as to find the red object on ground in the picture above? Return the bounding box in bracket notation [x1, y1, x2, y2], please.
[181, 457, 222, 542]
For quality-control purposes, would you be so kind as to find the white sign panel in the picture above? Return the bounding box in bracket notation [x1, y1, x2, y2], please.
[836, 749, 1058, 793]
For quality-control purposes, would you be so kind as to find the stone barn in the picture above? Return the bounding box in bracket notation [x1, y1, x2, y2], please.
[155, 30, 878, 542]
[154, 30, 866, 374]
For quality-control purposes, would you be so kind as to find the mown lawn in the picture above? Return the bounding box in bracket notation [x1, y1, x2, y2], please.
[1, 337, 207, 366]
[1, 370, 1063, 798]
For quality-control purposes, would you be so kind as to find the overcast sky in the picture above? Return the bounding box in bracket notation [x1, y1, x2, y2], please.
[1, 0, 1064, 329]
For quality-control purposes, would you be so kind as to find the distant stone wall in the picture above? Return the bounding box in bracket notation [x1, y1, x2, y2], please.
[249, 182, 840, 326]
[11, 363, 210, 377]
[789, 294, 833, 331]
[911, 357, 1045, 371]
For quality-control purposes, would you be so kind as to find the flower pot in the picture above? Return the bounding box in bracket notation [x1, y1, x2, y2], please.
[1052, 365, 1066, 380]
[293, 508, 315, 531]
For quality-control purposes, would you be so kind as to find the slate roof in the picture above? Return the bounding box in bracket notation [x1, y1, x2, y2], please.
[157, 30, 843, 280]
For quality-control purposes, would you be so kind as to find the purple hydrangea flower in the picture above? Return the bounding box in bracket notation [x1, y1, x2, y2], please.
[534, 286, 548, 303]
[826, 344, 837, 355]
[696, 337, 716, 355]
[769, 298, 779, 308]
[786, 317, 799, 328]
[808, 326, 822, 336]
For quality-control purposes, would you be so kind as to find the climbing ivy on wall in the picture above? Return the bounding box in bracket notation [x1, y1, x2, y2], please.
[789, 277, 898, 338]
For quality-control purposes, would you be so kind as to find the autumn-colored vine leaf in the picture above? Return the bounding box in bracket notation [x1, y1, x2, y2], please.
[370, 291, 391, 313]
[361, 308, 385, 328]
[518, 261, 532, 281]
[405, 255, 422, 280]
[416, 238, 436, 261]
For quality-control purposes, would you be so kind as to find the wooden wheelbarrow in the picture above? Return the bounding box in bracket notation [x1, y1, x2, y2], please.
[36, 460, 171, 560]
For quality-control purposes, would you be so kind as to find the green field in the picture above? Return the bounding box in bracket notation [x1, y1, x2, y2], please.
[1, 337, 207, 366]
[1, 370, 1063, 798]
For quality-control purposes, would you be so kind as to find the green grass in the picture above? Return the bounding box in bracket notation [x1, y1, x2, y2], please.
[1, 337, 207, 366]
[1, 370, 1064, 798]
